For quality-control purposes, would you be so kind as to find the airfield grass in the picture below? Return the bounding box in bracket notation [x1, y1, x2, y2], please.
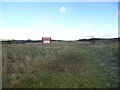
[2, 40, 119, 88]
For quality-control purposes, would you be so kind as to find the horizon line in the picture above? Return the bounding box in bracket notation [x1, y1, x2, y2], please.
[0, 37, 119, 41]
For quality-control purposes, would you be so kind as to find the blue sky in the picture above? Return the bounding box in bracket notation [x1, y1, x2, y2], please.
[0, 2, 118, 40]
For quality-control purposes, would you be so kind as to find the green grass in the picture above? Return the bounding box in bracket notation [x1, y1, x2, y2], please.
[2, 40, 119, 88]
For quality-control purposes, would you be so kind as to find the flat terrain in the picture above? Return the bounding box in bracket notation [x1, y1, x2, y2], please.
[0, 44, 2, 89]
[2, 40, 119, 88]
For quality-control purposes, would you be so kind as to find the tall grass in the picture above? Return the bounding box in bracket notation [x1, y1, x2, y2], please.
[2, 40, 119, 88]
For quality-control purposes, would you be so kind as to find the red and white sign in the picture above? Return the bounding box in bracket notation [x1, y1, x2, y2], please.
[42, 37, 51, 44]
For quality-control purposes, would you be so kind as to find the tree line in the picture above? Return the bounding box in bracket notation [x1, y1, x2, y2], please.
[1, 37, 120, 44]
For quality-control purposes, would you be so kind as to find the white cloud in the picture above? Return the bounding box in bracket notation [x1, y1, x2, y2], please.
[1, 25, 118, 40]
[1, 17, 118, 40]
[60, 6, 66, 13]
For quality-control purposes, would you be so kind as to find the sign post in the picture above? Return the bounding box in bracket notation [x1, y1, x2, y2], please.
[42, 37, 51, 54]
[45, 43, 47, 54]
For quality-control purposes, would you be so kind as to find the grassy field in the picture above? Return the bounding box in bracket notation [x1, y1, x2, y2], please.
[2, 40, 119, 88]
[0, 44, 2, 89]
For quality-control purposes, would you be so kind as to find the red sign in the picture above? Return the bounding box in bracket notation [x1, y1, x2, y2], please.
[42, 37, 51, 44]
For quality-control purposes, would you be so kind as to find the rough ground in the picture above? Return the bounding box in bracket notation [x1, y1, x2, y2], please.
[2, 40, 119, 88]
[0, 44, 2, 89]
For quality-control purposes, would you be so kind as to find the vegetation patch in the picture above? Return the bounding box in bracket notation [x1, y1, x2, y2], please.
[2, 40, 119, 88]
